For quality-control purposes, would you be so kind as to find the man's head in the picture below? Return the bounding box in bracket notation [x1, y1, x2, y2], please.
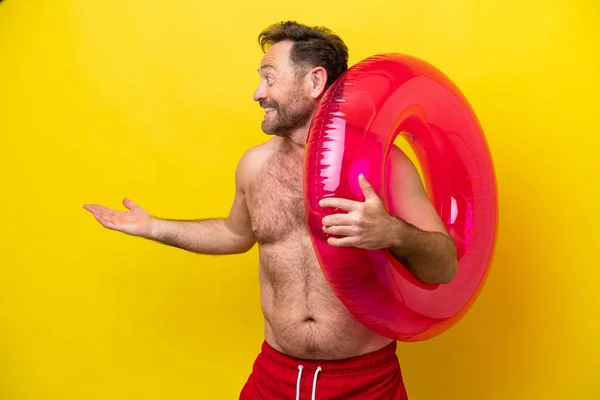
[253, 21, 349, 137]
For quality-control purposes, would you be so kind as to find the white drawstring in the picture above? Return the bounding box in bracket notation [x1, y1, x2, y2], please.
[296, 365, 303, 400]
[296, 365, 322, 400]
[311, 366, 322, 400]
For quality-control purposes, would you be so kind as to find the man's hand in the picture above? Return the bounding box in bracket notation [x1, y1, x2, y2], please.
[83, 198, 153, 238]
[319, 147, 458, 284]
[319, 174, 396, 249]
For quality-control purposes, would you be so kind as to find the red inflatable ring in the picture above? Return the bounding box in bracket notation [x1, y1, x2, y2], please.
[304, 53, 498, 341]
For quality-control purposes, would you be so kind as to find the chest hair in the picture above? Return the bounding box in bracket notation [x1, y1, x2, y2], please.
[247, 149, 307, 244]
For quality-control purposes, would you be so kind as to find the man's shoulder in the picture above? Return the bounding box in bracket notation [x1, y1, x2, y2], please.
[240, 138, 278, 167]
[388, 144, 418, 174]
[236, 137, 278, 184]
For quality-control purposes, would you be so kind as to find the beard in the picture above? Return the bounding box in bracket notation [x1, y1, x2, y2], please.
[260, 92, 315, 137]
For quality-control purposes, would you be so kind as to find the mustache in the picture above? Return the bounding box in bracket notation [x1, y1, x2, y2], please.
[260, 100, 279, 109]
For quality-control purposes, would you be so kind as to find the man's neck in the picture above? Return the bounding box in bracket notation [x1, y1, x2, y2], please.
[283, 122, 310, 150]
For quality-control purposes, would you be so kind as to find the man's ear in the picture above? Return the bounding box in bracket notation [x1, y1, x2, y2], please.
[308, 66, 328, 99]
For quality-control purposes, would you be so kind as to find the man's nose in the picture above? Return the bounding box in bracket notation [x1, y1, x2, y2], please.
[253, 84, 266, 103]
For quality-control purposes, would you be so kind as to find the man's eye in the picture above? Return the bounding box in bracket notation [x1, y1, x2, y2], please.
[266, 76, 273, 83]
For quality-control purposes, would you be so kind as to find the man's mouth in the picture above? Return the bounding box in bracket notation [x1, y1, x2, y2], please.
[264, 107, 276, 114]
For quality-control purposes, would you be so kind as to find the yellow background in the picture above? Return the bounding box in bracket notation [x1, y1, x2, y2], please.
[1, 0, 598, 399]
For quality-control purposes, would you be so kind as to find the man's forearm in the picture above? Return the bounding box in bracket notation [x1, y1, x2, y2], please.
[148, 218, 254, 255]
[387, 217, 458, 284]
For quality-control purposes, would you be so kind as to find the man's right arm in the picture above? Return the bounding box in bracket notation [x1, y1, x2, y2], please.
[148, 153, 256, 255]
[84, 150, 257, 256]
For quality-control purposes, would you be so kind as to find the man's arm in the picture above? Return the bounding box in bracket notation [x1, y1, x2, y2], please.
[384, 146, 457, 284]
[83, 151, 257, 255]
[149, 151, 256, 254]
[319, 146, 457, 285]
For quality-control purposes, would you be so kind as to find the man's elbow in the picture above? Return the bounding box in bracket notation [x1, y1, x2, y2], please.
[420, 258, 458, 285]
[232, 237, 257, 254]
[438, 260, 458, 284]
[226, 233, 256, 255]
[436, 239, 459, 284]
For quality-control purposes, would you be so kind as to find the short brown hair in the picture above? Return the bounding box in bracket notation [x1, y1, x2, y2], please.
[258, 21, 349, 87]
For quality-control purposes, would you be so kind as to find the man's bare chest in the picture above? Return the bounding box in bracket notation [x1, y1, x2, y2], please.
[246, 152, 306, 244]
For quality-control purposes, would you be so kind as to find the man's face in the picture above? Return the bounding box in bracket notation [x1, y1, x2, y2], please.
[253, 41, 315, 136]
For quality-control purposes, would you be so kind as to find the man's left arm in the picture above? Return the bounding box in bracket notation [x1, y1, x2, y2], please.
[319, 146, 458, 285]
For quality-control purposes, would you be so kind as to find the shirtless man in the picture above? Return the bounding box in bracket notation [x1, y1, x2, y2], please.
[84, 21, 457, 400]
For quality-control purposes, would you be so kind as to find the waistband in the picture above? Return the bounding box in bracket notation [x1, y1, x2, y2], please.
[259, 340, 398, 376]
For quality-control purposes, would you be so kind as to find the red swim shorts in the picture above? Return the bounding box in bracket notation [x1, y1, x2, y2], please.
[239, 340, 408, 400]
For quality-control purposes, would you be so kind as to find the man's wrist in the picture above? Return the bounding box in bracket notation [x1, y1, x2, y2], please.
[385, 214, 408, 250]
[148, 217, 162, 241]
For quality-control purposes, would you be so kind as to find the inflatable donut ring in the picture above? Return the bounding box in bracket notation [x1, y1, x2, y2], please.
[304, 53, 498, 341]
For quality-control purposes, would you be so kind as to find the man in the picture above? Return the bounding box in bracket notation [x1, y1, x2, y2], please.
[84, 21, 457, 400]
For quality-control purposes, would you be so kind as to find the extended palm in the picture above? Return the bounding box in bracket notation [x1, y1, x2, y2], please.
[83, 198, 152, 237]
